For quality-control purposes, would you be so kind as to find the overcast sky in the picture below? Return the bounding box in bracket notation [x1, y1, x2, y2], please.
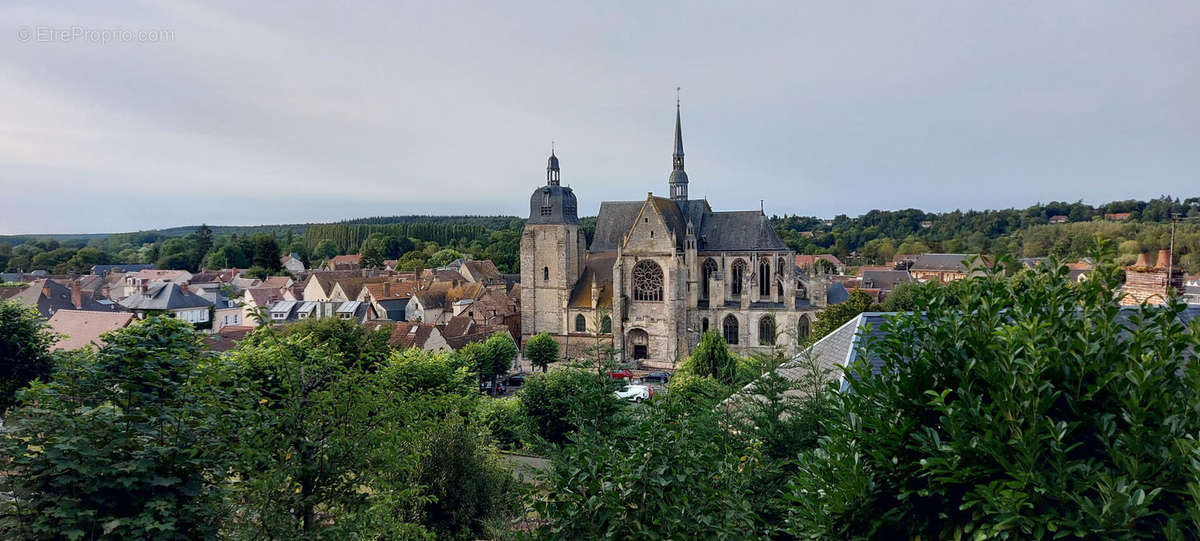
[1, 1, 1198, 234]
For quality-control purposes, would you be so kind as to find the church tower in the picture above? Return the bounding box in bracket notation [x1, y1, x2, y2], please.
[669, 100, 689, 201]
[520, 150, 587, 343]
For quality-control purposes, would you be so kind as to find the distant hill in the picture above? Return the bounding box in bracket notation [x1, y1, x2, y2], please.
[0, 215, 525, 244]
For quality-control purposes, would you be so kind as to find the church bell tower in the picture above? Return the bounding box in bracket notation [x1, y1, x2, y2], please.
[520, 149, 587, 343]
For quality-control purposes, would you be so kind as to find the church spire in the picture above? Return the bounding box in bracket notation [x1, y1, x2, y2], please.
[546, 144, 560, 186]
[669, 88, 689, 201]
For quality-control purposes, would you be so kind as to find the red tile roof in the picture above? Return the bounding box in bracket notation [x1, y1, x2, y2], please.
[47, 311, 134, 350]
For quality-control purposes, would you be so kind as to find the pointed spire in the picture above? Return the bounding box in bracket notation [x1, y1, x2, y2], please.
[669, 88, 689, 201]
[546, 143, 560, 185]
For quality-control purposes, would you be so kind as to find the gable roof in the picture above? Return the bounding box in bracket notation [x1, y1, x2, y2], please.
[568, 253, 616, 309]
[861, 269, 913, 290]
[910, 253, 982, 272]
[795, 254, 844, 269]
[119, 283, 214, 311]
[47, 311, 134, 350]
[388, 322, 440, 349]
[330, 254, 362, 265]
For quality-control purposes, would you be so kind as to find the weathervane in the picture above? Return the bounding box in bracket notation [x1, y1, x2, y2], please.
[676, 86, 680, 107]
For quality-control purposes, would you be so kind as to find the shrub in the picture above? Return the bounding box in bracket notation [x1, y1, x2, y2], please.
[784, 261, 1200, 539]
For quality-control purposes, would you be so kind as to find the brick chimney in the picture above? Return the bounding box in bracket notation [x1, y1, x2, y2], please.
[71, 280, 83, 309]
[383, 282, 391, 297]
[140, 281, 149, 293]
[1156, 249, 1171, 269]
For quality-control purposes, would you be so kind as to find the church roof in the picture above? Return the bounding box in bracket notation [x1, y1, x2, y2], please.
[568, 253, 615, 309]
[589, 198, 786, 253]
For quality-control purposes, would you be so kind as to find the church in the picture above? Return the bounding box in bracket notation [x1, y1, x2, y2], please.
[520, 104, 838, 367]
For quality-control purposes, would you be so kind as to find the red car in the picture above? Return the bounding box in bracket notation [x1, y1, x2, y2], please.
[608, 369, 633, 380]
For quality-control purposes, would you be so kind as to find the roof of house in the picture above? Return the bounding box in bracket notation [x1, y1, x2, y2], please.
[91, 264, 155, 277]
[245, 287, 284, 307]
[47, 311, 135, 350]
[262, 276, 291, 289]
[388, 322, 439, 349]
[910, 253, 982, 272]
[129, 269, 190, 282]
[460, 260, 504, 283]
[330, 254, 362, 265]
[861, 269, 913, 290]
[794, 254, 844, 269]
[118, 283, 214, 311]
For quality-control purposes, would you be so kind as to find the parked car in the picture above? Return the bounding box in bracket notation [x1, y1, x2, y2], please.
[615, 384, 650, 402]
[608, 369, 633, 380]
[479, 380, 506, 395]
[641, 371, 671, 384]
[503, 374, 526, 387]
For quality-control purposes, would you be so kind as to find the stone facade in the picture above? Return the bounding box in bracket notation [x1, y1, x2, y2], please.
[520, 106, 834, 368]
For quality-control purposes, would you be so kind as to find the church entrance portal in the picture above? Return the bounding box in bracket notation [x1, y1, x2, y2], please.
[628, 329, 649, 361]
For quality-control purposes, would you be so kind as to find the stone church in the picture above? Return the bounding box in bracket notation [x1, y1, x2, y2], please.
[520, 105, 836, 367]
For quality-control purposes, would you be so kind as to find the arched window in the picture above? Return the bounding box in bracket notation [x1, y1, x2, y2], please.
[797, 314, 810, 342]
[731, 259, 747, 296]
[543, 266, 549, 282]
[723, 315, 739, 345]
[777, 257, 787, 275]
[796, 281, 808, 300]
[632, 260, 663, 301]
[601, 316, 612, 334]
[574, 314, 586, 332]
[701, 317, 709, 333]
[759, 315, 776, 345]
[759, 258, 772, 296]
[776, 279, 783, 298]
[701, 258, 718, 299]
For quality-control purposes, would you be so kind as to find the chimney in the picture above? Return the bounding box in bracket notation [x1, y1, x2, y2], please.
[71, 280, 82, 309]
[140, 282, 149, 293]
[179, 282, 189, 295]
[1156, 249, 1171, 270]
[1134, 253, 1150, 268]
[42, 285, 51, 298]
[102, 285, 110, 299]
[383, 282, 391, 297]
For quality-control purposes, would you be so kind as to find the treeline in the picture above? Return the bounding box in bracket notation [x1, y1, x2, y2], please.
[341, 215, 523, 229]
[776, 196, 1200, 272]
[304, 223, 491, 255]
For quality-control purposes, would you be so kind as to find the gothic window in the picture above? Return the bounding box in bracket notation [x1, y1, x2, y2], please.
[701, 317, 709, 333]
[797, 315, 810, 343]
[575, 314, 586, 332]
[777, 257, 787, 275]
[796, 281, 808, 300]
[722, 315, 739, 345]
[701, 258, 718, 299]
[777, 279, 783, 298]
[731, 259, 747, 296]
[601, 316, 612, 334]
[759, 258, 772, 296]
[758, 315, 776, 345]
[632, 260, 664, 302]
[543, 266, 549, 282]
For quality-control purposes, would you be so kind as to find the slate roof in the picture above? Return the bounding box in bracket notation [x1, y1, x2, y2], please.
[91, 264, 155, 277]
[861, 270, 913, 291]
[47, 311, 134, 350]
[910, 253, 982, 272]
[589, 198, 786, 253]
[118, 283, 214, 311]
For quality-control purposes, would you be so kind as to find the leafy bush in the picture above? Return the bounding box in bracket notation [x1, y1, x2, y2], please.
[0, 300, 55, 417]
[0, 317, 225, 540]
[475, 396, 526, 450]
[517, 367, 619, 447]
[784, 262, 1200, 539]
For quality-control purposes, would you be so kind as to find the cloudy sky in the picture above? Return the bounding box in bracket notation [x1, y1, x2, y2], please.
[1, 1, 1198, 234]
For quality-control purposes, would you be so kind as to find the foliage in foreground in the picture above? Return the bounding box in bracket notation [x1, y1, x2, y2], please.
[785, 262, 1200, 539]
[0, 301, 56, 417]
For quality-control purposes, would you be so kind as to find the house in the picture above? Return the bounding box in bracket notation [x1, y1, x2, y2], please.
[1121, 251, 1184, 306]
[458, 260, 506, 288]
[860, 269, 913, 295]
[118, 282, 214, 326]
[388, 322, 449, 351]
[357, 280, 415, 322]
[46, 311, 134, 350]
[908, 253, 986, 283]
[243, 287, 285, 323]
[794, 254, 845, 275]
[268, 300, 299, 323]
[1049, 215, 1069, 224]
[324, 254, 362, 271]
[3, 279, 120, 318]
[299, 271, 363, 301]
[91, 263, 155, 278]
[204, 325, 255, 352]
[281, 253, 306, 275]
[1104, 212, 1132, 221]
[438, 314, 511, 351]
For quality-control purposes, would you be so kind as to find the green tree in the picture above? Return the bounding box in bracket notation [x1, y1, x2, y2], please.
[524, 332, 559, 373]
[0, 317, 225, 539]
[313, 239, 339, 261]
[784, 262, 1200, 538]
[0, 301, 56, 417]
[806, 289, 875, 345]
[360, 238, 385, 269]
[681, 331, 739, 385]
[428, 248, 464, 268]
[518, 367, 619, 446]
[461, 332, 517, 394]
[193, 223, 213, 269]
